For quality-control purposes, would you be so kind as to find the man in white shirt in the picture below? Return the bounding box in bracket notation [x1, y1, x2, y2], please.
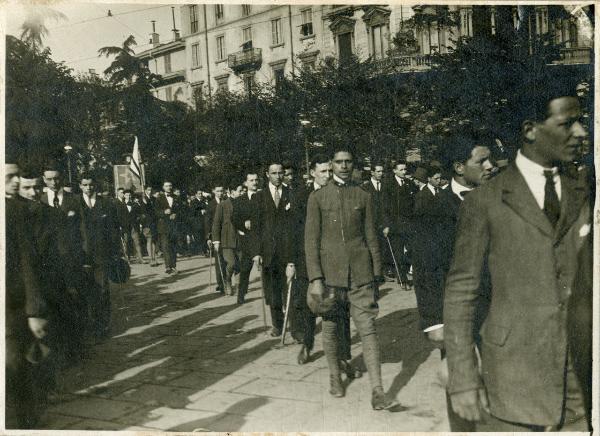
[445, 88, 590, 431]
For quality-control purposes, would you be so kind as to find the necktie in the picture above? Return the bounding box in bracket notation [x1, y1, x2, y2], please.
[53, 195, 59, 208]
[459, 191, 471, 198]
[434, 187, 439, 195]
[543, 170, 560, 227]
[376, 181, 380, 192]
[273, 188, 280, 208]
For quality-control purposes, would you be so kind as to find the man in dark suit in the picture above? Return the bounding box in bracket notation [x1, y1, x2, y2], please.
[411, 164, 456, 341]
[205, 185, 226, 293]
[154, 181, 183, 274]
[252, 162, 298, 337]
[189, 189, 207, 256]
[79, 172, 121, 339]
[382, 160, 417, 289]
[140, 186, 158, 266]
[5, 163, 48, 428]
[117, 189, 146, 264]
[41, 164, 87, 363]
[444, 89, 590, 431]
[232, 173, 259, 304]
[212, 183, 242, 296]
[361, 161, 391, 279]
[305, 147, 395, 410]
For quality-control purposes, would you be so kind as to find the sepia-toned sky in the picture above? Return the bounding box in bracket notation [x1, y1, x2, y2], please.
[6, 2, 178, 75]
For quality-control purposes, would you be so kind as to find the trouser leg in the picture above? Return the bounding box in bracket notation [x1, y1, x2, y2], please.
[131, 228, 144, 261]
[262, 264, 284, 331]
[291, 278, 316, 350]
[337, 304, 352, 361]
[214, 250, 225, 291]
[93, 266, 111, 336]
[222, 248, 236, 286]
[322, 310, 341, 378]
[348, 280, 381, 390]
[237, 250, 253, 303]
[160, 232, 172, 268]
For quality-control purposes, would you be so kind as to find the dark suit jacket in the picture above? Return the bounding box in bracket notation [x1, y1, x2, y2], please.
[412, 186, 455, 271]
[204, 199, 220, 241]
[41, 191, 84, 271]
[252, 186, 298, 267]
[79, 195, 120, 266]
[232, 194, 259, 255]
[293, 184, 319, 280]
[116, 202, 142, 232]
[305, 181, 381, 288]
[154, 193, 182, 236]
[444, 163, 591, 426]
[139, 196, 156, 229]
[6, 198, 45, 331]
[383, 177, 417, 233]
[212, 198, 237, 249]
[188, 198, 206, 233]
[361, 180, 386, 230]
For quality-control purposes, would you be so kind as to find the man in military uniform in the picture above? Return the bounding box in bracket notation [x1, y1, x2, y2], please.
[304, 147, 395, 410]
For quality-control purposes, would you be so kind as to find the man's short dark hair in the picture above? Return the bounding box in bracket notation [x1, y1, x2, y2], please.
[310, 153, 330, 170]
[245, 171, 258, 180]
[371, 160, 385, 170]
[79, 172, 94, 182]
[19, 164, 42, 180]
[426, 164, 442, 178]
[282, 161, 295, 172]
[330, 146, 354, 160]
[442, 129, 494, 170]
[394, 159, 407, 169]
[42, 160, 62, 174]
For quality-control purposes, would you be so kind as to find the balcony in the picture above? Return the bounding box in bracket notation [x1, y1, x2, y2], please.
[557, 47, 592, 65]
[228, 48, 262, 74]
[373, 54, 433, 73]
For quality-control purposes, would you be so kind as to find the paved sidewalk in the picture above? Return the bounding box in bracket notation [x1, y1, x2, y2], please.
[40, 255, 449, 432]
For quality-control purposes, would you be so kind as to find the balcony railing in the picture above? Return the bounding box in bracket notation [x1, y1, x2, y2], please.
[373, 54, 433, 72]
[558, 47, 592, 65]
[228, 48, 262, 73]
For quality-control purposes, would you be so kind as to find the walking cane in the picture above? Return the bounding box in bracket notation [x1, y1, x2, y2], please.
[254, 258, 268, 332]
[385, 235, 402, 285]
[118, 235, 130, 322]
[215, 247, 227, 294]
[280, 278, 294, 346]
[208, 243, 213, 291]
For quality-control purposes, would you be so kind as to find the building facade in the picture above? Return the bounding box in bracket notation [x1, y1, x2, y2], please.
[137, 4, 593, 106]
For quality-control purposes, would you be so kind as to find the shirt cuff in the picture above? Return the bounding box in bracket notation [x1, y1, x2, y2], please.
[423, 323, 444, 333]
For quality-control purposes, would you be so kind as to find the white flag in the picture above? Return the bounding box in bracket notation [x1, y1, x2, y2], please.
[129, 136, 142, 181]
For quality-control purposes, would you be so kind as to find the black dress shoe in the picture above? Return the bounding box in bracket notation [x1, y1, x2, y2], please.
[297, 345, 310, 365]
[269, 328, 281, 337]
[329, 374, 344, 398]
[339, 360, 362, 379]
[371, 387, 399, 410]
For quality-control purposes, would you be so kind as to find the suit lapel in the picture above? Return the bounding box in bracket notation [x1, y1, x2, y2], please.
[501, 165, 554, 238]
[554, 172, 588, 242]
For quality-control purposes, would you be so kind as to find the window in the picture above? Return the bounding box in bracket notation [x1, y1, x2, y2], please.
[192, 43, 201, 68]
[242, 26, 252, 49]
[301, 9, 314, 37]
[460, 8, 473, 37]
[215, 4, 224, 22]
[338, 32, 353, 61]
[164, 53, 172, 73]
[271, 18, 283, 45]
[190, 5, 198, 33]
[273, 67, 285, 87]
[165, 87, 173, 101]
[216, 76, 229, 93]
[216, 35, 226, 61]
[371, 24, 389, 59]
[242, 4, 251, 16]
[243, 73, 254, 95]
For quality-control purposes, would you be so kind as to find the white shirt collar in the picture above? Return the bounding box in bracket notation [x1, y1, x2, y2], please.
[451, 178, 472, 201]
[313, 182, 322, 191]
[515, 149, 561, 208]
[371, 178, 381, 190]
[247, 191, 255, 199]
[394, 175, 405, 186]
[47, 188, 64, 206]
[268, 182, 281, 194]
[426, 183, 437, 195]
[333, 174, 346, 185]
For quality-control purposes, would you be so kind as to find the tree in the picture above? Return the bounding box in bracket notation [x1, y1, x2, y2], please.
[98, 35, 158, 88]
[19, 5, 66, 51]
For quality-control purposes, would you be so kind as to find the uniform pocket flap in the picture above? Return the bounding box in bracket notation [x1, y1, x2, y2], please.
[482, 323, 510, 346]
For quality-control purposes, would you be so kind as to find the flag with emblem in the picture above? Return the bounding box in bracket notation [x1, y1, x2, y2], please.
[129, 136, 142, 181]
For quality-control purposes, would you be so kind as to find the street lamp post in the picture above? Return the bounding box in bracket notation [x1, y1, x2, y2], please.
[300, 119, 311, 180]
[64, 144, 73, 184]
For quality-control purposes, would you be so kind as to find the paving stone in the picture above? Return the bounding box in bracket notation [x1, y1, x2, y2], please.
[233, 378, 322, 403]
[116, 405, 219, 431]
[114, 383, 198, 409]
[166, 371, 257, 392]
[48, 397, 145, 421]
[39, 413, 84, 429]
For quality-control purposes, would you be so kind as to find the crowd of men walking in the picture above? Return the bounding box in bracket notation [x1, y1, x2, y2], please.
[5, 82, 593, 430]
